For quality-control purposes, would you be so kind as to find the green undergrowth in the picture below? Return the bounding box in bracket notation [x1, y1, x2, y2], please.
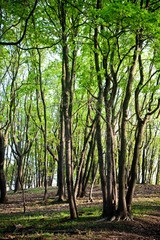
[0, 205, 103, 238]
[132, 197, 160, 216]
[0, 186, 159, 239]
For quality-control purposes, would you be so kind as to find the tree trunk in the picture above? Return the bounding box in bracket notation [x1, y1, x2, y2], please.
[74, 119, 96, 198]
[57, 48, 66, 201]
[0, 132, 7, 203]
[96, 119, 108, 216]
[126, 44, 160, 213]
[126, 121, 146, 212]
[118, 36, 140, 218]
[141, 147, 147, 184]
[64, 86, 78, 218]
[0, 162, 7, 203]
[89, 162, 98, 202]
[155, 153, 160, 185]
[81, 133, 96, 197]
[15, 156, 23, 192]
[58, 102, 65, 201]
[94, 0, 108, 216]
[60, 0, 78, 219]
[37, 48, 48, 201]
[105, 106, 117, 218]
[148, 146, 156, 184]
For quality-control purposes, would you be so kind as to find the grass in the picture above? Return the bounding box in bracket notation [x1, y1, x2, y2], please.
[132, 197, 160, 216]
[0, 185, 159, 239]
[0, 204, 102, 239]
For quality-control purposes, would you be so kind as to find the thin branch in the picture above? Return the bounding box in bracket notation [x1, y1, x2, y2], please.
[139, 70, 160, 92]
[87, 88, 98, 100]
[47, 145, 58, 162]
[0, 0, 38, 46]
[17, 39, 62, 50]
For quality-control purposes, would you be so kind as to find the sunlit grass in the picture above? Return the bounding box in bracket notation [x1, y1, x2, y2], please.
[132, 196, 160, 216]
[0, 185, 159, 239]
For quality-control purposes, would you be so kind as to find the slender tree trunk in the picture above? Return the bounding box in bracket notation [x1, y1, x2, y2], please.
[96, 120, 108, 216]
[155, 153, 160, 185]
[64, 84, 78, 218]
[58, 102, 65, 201]
[57, 46, 66, 201]
[81, 133, 96, 197]
[118, 36, 140, 218]
[89, 162, 98, 202]
[126, 143, 132, 186]
[0, 132, 7, 203]
[94, 0, 108, 217]
[74, 119, 96, 198]
[141, 126, 151, 184]
[38, 150, 42, 187]
[148, 146, 156, 184]
[126, 121, 146, 212]
[112, 130, 118, 214]
[75, 105, 90, 198]
[142, 147, 147, 184]
[37, 48, 48, 201]
[15, 156, 23, 192]
[35, 139, 38, 187]
[105, 107, 117, 218]
[61, 0, 78, 217]
[102, 30, 118, 219]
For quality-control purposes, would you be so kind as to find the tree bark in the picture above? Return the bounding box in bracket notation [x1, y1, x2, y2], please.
[118, 35, 140, 218]
[126, 48, 160, 213]
[61, 0, 78, 219]
[37, 48, 48, 201]
[155, 153, 160, 185]
[81, 132, 96, 197]
[74, 119, 96, 198]
[15, 155, 24, 192]
[0, 131, 7, 203]
[126, 121, 146, 212]
[94, 0, 108, 217]
[57, 101, 65, 201]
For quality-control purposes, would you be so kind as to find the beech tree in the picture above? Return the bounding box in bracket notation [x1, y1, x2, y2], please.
[0, 0, 160, 222]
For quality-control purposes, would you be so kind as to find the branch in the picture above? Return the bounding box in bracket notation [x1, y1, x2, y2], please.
[47, 145, 58, 162]
[139, 70, 160, 92]
[17, 39, 62, 50]
[12, 135, 22, 157]
[116, 45, 135, 75]
[23, 129, 39, 155]
[0, 0, 38, 46]
[0, 121, 8, 131]
[146, 98, 160, 119]
[87, 88, 98, 100]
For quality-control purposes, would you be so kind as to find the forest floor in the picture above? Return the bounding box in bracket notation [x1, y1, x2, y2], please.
[0, 184, 159, 240]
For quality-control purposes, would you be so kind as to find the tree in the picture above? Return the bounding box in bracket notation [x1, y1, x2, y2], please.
[36, 48, 48, 200]
[0, 47, 19, 201]
[93, 0, 108, 218]
[0, 0, 38, 46]
[0, 122, 10, 203]
[0, 0, 159, 222]
[59, 0, 79, 219]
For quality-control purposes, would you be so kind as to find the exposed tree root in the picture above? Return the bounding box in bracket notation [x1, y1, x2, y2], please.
[96, 214, 134, 223]
[116, 214, 134, 222]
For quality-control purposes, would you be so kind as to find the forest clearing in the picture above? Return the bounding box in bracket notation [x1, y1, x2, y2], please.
[0, 184, 159, 240]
